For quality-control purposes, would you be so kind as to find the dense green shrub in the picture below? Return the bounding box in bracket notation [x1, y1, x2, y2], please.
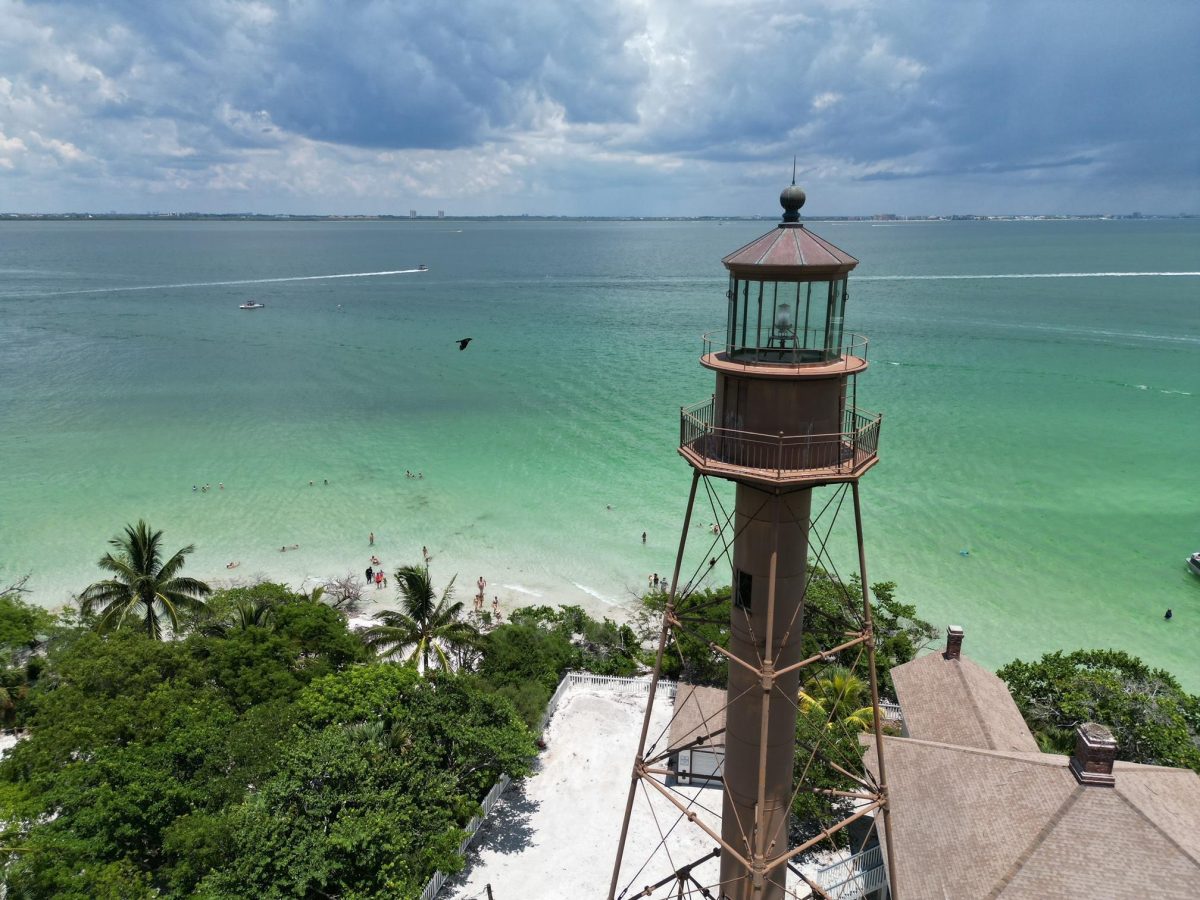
[999, 649, 1200, 770]
[0, 593, 531, 898]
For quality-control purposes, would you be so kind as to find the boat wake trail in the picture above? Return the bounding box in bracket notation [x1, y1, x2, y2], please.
[858, 271, 1200, 281]
[24, 269, 426, 297]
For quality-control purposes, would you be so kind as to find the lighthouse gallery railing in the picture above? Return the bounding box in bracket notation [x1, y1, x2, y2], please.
[680, 397, 881, 477]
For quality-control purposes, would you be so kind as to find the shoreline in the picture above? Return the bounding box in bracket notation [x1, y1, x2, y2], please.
[33, 552, 651, 629]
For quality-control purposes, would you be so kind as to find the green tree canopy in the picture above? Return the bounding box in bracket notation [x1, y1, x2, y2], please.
[0, 597, 534, 898]
[0, 593, 54, 667]
[998, 649, 1200, 770]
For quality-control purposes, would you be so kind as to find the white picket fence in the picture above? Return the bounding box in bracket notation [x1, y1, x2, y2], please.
[418, 775, 512, 900]
[417, 670, 673, 900]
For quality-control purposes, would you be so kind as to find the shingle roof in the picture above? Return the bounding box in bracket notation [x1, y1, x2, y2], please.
[890, 650, 1041, 753]
[864, 736, 1200, 899]
[668, 684, 727, 752]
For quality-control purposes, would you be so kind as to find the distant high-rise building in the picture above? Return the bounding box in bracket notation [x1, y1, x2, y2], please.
[438, 210, 445, 219]
[409, 209, 417, 219]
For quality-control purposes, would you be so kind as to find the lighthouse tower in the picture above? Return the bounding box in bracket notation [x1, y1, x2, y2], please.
[609, 183, 896, 900]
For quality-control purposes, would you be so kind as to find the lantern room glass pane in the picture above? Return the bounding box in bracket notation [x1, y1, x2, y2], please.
[724, 276, 849, 364]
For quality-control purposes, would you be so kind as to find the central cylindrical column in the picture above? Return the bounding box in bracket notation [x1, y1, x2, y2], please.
[720, 485, 811, 900]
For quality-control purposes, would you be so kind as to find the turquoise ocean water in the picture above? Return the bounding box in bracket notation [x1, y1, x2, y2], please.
[1, 218, 1197, 685]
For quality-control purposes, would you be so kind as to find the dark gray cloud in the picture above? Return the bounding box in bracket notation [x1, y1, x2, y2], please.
[0, 0, 1195, 214]
[34, 0, 647, 149]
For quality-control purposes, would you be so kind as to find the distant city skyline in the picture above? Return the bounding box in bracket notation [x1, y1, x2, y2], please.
[1, 0, 1197, 217]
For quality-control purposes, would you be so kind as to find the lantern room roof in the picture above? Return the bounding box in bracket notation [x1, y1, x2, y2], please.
[722, 223, 859, 279]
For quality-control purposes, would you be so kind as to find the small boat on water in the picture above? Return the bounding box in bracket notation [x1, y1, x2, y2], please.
[239, 301, 265, 310]
[417, 264, 428, 271]
[1188, 551, 1200, 577]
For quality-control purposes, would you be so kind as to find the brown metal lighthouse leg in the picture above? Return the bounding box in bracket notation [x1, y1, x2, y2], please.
[853, 481, 898, 900]
[608, 470, 701, 900]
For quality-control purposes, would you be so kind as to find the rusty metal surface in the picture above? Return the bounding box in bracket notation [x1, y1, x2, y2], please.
[722, 224, 858, 278]
[700, 349, 870, 378]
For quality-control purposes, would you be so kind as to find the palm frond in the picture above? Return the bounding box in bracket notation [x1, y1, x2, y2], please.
[157, 544, 198, 583]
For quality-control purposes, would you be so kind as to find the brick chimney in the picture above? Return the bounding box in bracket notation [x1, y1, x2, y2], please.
[1069, 722, 1117, 787]
[943, 625, 964, 660]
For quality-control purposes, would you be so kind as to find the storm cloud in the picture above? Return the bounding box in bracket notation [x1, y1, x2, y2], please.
[0, 0, 1195, 215]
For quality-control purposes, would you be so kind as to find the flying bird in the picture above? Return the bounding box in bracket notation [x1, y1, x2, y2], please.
[457, 338, 473, 351]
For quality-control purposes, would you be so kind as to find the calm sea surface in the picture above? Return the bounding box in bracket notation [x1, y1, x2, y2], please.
[1, 218, 1198, 684]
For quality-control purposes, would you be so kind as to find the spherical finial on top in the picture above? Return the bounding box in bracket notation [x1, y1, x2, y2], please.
[780, 183, 806, 223]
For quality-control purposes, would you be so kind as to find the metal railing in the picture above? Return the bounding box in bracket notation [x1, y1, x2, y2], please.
[814, 845, 889, 899]
[702, 330, 869, 369]
[879, 700, 903, 725]
[680, 398, 882, 478]
[418, 671, 677, 900]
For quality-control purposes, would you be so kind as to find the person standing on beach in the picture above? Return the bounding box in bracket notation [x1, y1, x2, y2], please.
[375, 570, 383, 590]
[369, 532, 375, 546]
[642, 531, 647, 544]
[422, 546, 430, 564]
[492, 596, 501, 621]
[366, 566, 373, 585]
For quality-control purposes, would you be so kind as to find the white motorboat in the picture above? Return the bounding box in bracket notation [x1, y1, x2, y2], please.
[1187, 551, 1200, 577]
[239, 301, 265, 310]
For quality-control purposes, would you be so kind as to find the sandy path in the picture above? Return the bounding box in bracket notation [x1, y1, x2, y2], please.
[442, 685, 724, 899]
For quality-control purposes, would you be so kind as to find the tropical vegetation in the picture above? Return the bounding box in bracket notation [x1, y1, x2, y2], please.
[798, 667, 876, 733]
[0, 582, 534, 898]
[78, 520, 211, 639]
[8, 519, 1195, 895]
[360, 566, 476, 673]
[998, 648, 1200, 771]
[0, 539, 647, 897]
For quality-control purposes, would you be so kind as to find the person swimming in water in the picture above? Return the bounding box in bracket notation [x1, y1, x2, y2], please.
[226, 561, 240, 569]
[1165, 608, 1174, 620]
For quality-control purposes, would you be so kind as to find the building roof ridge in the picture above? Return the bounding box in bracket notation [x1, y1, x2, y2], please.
[952, 655, 999, 751]
[873, 734, 1062, 765]
[986, 787, 1084, 899]
[1112, 778, 1200, 870]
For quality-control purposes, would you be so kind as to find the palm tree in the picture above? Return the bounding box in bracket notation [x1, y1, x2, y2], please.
[200, 597, 276, 637]
[79, 520, 211, 640]
[799, 667, 876, 733]
[360, 565, 477, 673]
